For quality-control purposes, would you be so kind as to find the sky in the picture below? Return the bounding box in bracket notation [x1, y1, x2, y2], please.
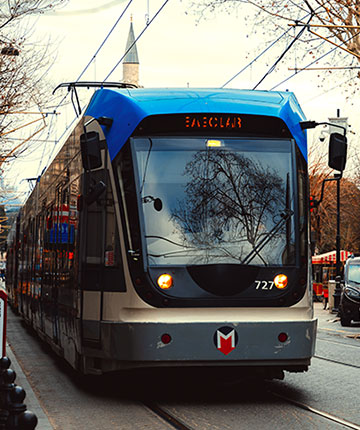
[4, 0, 360, 197]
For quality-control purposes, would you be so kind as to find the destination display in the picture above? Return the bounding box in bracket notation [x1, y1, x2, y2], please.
[134, 113, 292, 138]
[185, 114, 242, 130]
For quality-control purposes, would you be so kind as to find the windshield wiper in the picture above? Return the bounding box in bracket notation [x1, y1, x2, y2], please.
[240, 209, 294, 265]
[139, 138, 153, 195]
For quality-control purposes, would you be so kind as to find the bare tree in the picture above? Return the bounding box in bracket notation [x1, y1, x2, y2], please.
[309, 148, 360, 254]
[0, 1, 67, 30]
[171, 149, 291, 265]
[0, 1, 68, 248]
[0, 0, 68, 160]
[190, 0, 360, 90]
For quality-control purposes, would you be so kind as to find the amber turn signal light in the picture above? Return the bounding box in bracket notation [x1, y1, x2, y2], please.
[274, 274, 288, 289]
[157, 274, 173, 289]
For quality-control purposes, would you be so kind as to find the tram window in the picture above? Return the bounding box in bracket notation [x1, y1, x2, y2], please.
[104, 178, 119, 267]
[297, 148, 308, 262]
[85, 170, 124, 267]
[130, 137, 296, 267]
[82, 168, 124, 290]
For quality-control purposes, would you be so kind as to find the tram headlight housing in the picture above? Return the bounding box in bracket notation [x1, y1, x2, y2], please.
[274, 274, 288, 289]
[157, 273, 173, 289]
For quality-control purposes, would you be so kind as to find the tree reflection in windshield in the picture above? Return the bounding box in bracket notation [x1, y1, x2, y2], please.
[171, 149, 289, 265]
[133, 137, 295, 266]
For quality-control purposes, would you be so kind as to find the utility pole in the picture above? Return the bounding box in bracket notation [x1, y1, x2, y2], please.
[331, 109, 347, 314]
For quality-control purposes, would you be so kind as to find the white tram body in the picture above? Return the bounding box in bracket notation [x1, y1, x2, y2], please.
[7, 87, 316, 376]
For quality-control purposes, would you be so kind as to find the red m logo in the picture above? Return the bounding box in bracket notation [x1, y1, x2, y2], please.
[216, 328, 237, 355]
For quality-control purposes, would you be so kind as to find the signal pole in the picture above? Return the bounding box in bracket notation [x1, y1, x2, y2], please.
[332, 109, 347, 314]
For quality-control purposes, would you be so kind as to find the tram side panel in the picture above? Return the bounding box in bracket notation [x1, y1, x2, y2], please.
[11, 127, 84, 369]
[6, 219, 20, 311]
[11, 120, 127, 373]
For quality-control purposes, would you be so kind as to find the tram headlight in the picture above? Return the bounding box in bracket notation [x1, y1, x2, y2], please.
[274, 274, 288, 289]
[157, 273, 173, 289]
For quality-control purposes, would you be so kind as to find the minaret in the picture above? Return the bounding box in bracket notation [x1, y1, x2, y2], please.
[122, 17, 139, 87]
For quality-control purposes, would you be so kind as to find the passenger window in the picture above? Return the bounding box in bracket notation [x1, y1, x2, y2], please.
[82, 168, 125, 291]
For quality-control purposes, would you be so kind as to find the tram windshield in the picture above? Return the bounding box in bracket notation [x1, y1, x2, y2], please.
[131, 137, 297, 267]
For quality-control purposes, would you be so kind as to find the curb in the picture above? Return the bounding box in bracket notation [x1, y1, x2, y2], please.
[6, 345, 54, 429]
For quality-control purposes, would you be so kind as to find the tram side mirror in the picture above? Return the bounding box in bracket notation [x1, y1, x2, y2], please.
[80, 131, 102, 171]
[328, 133, 347, 172]
[85, 181, 106, 205]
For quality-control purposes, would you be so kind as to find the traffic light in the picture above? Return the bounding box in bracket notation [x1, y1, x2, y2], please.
[309, 196, 319, 212]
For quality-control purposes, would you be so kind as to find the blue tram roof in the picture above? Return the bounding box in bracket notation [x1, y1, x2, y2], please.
[85, 88, 307, 160]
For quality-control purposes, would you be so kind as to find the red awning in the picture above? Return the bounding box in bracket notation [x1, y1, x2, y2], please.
[312, 250, 352, 264]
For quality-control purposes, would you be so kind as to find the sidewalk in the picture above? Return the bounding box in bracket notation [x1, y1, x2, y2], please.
[314, 301, 340, 329]
[314, 300, 360, 334]
[6, 344, 53, 429]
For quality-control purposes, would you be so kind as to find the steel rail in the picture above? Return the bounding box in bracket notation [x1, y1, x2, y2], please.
[314, 355, 360, 369]
[147, 389, 360, 430]
[270, 390, 360, 430]
[317, 336, 360, 349]
[143, 402, 195, 430]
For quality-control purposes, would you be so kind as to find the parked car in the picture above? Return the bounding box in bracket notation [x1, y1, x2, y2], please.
[339, 256, 360, 326]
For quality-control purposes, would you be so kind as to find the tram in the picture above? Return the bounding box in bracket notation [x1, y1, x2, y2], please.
[7, 86, 319, 377]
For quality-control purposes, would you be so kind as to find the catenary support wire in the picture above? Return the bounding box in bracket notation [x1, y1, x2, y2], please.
[35, 0, 134, 175]
[222, 4, 321, 88]
[253, 7, 315, 89]
[271, 28, 360, 90]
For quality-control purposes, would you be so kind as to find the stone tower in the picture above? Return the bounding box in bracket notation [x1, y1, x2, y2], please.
[122, 18, 139, 86]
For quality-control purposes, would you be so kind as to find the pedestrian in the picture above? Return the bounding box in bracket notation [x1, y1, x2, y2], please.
[323, 282, 329, 310]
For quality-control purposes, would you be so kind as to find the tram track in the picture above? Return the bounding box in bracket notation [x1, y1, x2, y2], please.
[314, 354, 360, 369]
[144, 386, 360, 430]
[269, 390, 360, 430]
[317, 336, 360, 347]
[144, 401, 195, 430]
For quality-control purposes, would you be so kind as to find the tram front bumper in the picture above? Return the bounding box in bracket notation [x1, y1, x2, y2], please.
[86, 318, 317, 367]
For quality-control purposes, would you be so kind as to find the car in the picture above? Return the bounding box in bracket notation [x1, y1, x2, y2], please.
[339, 256, 360, 326]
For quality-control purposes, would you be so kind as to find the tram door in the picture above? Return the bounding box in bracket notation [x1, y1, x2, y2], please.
[80, 167, 125, 347]
[42, 203, 56, 340]
[36, 210, 46, 333]
[52, 184, 66, 344]
[42, 183, 66, 344]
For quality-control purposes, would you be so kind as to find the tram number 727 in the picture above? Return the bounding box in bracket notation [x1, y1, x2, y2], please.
[254, 280, 275, 290]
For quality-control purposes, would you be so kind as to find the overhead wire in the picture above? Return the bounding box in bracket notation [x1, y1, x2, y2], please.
[222, 6, 318, 88]
[221, 31, 290, 88]
[76, 0, 133, 82]
[40, 0, 171, 176]
[253, 0, 316, 90]
[48, 0, 126, 15]
[270, 27, 360, 90]
[252, 20, 311, 90]
[103, 0, 170, 81]
[53, 0, 134, 113]
[304, 76, 355, 103]
[46, 0, 171, 167]
[35, 0, 135, 176]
